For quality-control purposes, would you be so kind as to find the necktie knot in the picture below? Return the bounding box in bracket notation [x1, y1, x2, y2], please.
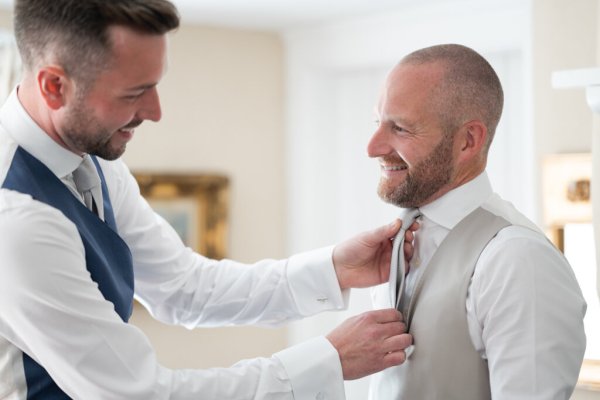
[72, 155, 103, 219]
[73, 155, 100, 191]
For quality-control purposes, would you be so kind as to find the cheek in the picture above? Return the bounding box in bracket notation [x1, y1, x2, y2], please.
[397, 146, 427, 168]
[98, 107, 135, 129]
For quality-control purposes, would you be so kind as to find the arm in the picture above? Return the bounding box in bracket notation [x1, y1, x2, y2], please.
[0, 191, 347, 399]
[105, 160, 344, 327]
[471, 227, 586, 399]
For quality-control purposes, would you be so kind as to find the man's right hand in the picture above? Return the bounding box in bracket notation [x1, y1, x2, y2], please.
[326, 309, 412, 380]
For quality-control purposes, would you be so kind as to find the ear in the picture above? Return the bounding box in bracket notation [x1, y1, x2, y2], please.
[455, 120, 487, 162]
[37, 66, 71, 110]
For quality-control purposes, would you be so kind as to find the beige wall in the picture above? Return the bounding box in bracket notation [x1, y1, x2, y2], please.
[124, 24, 286, 264]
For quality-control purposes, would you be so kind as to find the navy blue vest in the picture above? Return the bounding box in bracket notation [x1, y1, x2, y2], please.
[2, 147, 134, 399]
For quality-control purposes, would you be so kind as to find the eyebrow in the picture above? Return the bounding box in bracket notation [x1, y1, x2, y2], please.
[382, 113, 418, 131]
[125, 83, 157, 92]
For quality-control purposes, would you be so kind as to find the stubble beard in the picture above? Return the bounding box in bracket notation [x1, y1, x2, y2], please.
[377, 133, 455, 208]
[61, 102, 127, 161]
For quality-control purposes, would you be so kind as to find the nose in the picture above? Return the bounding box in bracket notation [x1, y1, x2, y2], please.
[367, 124, 392, 158]
[138, 87, 162, 122]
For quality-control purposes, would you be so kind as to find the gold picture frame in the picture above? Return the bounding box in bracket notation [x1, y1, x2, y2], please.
[134, 173, 229, 259]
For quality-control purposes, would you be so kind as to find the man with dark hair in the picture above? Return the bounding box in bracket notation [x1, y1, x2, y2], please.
[0, 0, 414, 398]
[368, 44, 586, 399]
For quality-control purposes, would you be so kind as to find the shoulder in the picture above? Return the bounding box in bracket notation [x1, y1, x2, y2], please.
[0, 188, 82, 254]
[484, 225, 559, 259]
[473, 225, 580, 301]
[481, 193, 542, 233]
[472, 193, 577, 292]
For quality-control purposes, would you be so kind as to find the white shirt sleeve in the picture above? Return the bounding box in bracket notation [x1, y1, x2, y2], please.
[467, 226, 587, 400]
[104, 159, 348, 328]
[0, 180, 348, 398]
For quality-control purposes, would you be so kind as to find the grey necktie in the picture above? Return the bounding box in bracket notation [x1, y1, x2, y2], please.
[72, 155, 104, 220]
[389, 208, 421, 310]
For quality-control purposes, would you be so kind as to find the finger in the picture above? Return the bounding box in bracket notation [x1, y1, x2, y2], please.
[383, 219, 402, 239]
[403, 241, 414, 261]
[408, 221, 420, 232]
[383, 332, 413, 352]
[367, 308, 403, 323]
[383, 349, 407, 367]
[377, 320, 408, 340]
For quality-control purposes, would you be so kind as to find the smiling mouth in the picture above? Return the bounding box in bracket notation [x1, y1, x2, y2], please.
[120, 120, 143, 132]
[381, 164, 408, 171]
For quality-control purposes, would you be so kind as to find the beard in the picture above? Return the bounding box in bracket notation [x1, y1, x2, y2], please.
[377, 133, 455, 208]
[60, 101, 140, 160]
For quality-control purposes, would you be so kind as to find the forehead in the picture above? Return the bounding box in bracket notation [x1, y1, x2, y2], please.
[378, 62, 445, 116]
[95, 25, 168, 89]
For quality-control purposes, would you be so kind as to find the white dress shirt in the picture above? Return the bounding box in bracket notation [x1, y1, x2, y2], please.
[0, 88, 348, 399]
[373, 173, 587, 399]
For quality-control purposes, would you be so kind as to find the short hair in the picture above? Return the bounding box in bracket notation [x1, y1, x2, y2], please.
[14, 0, 180, 84]
[400, 44, 504, 151]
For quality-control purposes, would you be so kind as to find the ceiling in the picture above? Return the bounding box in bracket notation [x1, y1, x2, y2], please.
[0, 0, 417, 32]
[170, 0, 415, 30]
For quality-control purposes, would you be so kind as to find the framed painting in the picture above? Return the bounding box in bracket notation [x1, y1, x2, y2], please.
[134, 173, 229, 259]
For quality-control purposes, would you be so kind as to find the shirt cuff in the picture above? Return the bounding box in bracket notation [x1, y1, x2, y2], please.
[274, 336, 346, 400]
[286, 246, 349, 316]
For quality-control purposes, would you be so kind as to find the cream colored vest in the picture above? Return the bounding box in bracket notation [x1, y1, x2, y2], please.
[370, 207, 511, 400]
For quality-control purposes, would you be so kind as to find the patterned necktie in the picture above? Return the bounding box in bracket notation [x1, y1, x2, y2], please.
[389, 208, 421, 310]
[72, 155, 103, 220]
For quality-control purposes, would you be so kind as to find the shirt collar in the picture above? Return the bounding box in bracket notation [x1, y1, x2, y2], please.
[418, 172, 493, 230]
[0, 87, 83, 178]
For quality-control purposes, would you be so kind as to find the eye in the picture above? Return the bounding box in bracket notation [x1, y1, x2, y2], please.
[123, 91, 145, 101]
[393, 124, 408, 133]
